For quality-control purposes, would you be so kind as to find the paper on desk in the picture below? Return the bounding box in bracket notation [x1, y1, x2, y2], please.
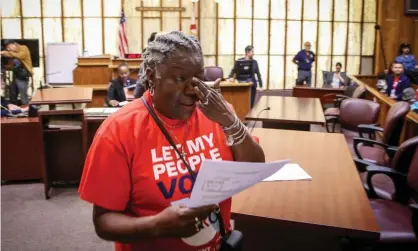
[103, 108, 119, 114]
[84, 108, 105, 113]
[263, 163, 312, 182]
[187, 159, 289, 208]
[119, 101, 129, 106]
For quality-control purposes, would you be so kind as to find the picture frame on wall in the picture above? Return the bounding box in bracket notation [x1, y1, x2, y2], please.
[405, 0, 418, 15]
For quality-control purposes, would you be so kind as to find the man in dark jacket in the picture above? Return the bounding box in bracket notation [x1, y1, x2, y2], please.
[229, 45, 263, 108]
[386, 62, 411, 101]
[107, 63, 135, 106]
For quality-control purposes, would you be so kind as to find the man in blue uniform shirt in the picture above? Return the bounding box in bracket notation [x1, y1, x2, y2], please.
[293, 41, 315, 86]
[395, 43, 417, 71]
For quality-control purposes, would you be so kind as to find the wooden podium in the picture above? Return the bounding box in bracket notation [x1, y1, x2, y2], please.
[73, 56, 142, 86]
[31, 87, 93, 199]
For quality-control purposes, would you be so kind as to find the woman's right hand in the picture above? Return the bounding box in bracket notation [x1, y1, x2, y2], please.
[153, 204, 217, 238]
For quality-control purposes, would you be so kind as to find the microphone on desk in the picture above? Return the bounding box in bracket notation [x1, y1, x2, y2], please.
[249, 106, 270, 134]
[38, 72, 61, 90]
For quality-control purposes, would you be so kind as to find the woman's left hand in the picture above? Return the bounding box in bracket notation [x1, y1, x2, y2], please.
[192, 78, 235, 127]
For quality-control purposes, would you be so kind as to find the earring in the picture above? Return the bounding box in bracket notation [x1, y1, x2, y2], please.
[150, 83, 155, 96]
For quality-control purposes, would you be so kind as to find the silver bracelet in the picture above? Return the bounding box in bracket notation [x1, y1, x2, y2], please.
[225, 122, 247, 146]
[224, 122, 243, 137]
[222, 115, 239, 131]
[233, 130, 248, 146]
[231, 126, 248, 146]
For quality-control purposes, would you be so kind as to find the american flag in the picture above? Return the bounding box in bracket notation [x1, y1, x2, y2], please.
[190, 2, 197, 36]
[118, 9, 129, 58]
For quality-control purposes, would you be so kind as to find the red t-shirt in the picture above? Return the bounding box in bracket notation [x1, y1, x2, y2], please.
[393, 76, 400, 89]
[79, 91, 234, 251]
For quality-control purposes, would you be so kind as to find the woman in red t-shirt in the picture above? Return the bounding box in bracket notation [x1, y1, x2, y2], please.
[79, 31, 265, 251]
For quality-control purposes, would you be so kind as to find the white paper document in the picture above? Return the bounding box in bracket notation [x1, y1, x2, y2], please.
[119, 101, 129, 106]
[262, 163, 312, 182]
[103, 108, 119, 114]
[187, 159, 289, 208]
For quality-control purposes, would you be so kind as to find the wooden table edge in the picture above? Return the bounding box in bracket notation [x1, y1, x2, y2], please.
[245, 117, 326, 125]
[30, 99, 93, 105]
[231, 212, 380, 240]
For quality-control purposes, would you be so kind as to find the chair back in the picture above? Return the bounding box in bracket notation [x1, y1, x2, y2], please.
[351, 85, 366, 98]
[407, 148, 418, 195]
[382, 101, 410, 146]
[322, 71, 331, 86]
[343, 82, 358, 97]
[340, 99, 380, 131]
[392, 136, 418, 173]
[204, 66, 224, 81]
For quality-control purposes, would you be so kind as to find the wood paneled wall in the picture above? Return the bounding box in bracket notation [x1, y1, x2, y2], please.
[375, 0, 418, 73]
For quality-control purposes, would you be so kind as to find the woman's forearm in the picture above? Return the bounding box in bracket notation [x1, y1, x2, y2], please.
[223, 120, 265, 163]
[231, 134, 265, 163]
[93, 206, 159, 243]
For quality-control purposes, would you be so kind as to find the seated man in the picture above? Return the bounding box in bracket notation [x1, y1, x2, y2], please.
[395, 43, 417, 72]
[107, 63, 135, 107]
[386, 61, 411, 101]
[1, 75, 28, 116]
[323, 62, 347, 88]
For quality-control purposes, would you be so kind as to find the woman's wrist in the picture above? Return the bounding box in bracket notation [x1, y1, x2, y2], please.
[135, 215, 161, 238]
[219, 113, 236, 128]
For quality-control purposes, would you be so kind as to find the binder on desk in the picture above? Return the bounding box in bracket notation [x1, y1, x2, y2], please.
[84, 107, 119, 117]
[47, 118, 82, 129]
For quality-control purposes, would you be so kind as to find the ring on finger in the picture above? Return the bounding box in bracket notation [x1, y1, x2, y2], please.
[202, 92, 210, 105]
[194, 217, 201, 232]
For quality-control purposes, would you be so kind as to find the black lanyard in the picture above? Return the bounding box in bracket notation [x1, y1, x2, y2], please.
[141, 97, 227, 237]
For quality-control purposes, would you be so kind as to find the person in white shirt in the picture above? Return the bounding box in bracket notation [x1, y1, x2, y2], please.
[324, 62, 347, 88]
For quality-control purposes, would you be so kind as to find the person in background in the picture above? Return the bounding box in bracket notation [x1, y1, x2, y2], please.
[293, 41, 315, 86]
[79, 31, 265, 251]
[228, 45, 262, 108]
[1, 73, 28, 116]
[1, 40, 33, 106]
[106, 63, 135, 107]
[395, 43, 417, 71]
[135, 32, 159, 99]
[386, 61, 411, 101]
[324, 62, 347, 88]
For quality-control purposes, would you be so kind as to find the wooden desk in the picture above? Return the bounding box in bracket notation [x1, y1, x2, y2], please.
[85, 116, 106, 148]
[78, 81, 252, 120]
[231, 129, 380, 250]
[31, 88, 91, 199]
[246, 96, 325, 131]
[351, 75, 418, 143]
[293, 86, 346, 102]
[38, 108, 88, 199]
[77, 84, 134, 107]
[219, 81, 251, 121]
[73, 56, 142, 86]
[1, 117, 46, 181]
[30, 87, 93, 109]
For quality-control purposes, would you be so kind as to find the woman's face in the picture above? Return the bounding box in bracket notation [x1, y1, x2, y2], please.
[148, 51, 204, 120]
[402, 47, 410, 55]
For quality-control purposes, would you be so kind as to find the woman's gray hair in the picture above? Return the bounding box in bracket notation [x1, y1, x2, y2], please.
[137, 31, 203, 91]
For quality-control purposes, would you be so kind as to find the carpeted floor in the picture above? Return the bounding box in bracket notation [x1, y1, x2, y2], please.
[1, 183, 113, 251]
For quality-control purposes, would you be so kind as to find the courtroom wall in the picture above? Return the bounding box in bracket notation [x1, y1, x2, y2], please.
[375, 0, 418, 73]
[1, 0, 378, 89]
